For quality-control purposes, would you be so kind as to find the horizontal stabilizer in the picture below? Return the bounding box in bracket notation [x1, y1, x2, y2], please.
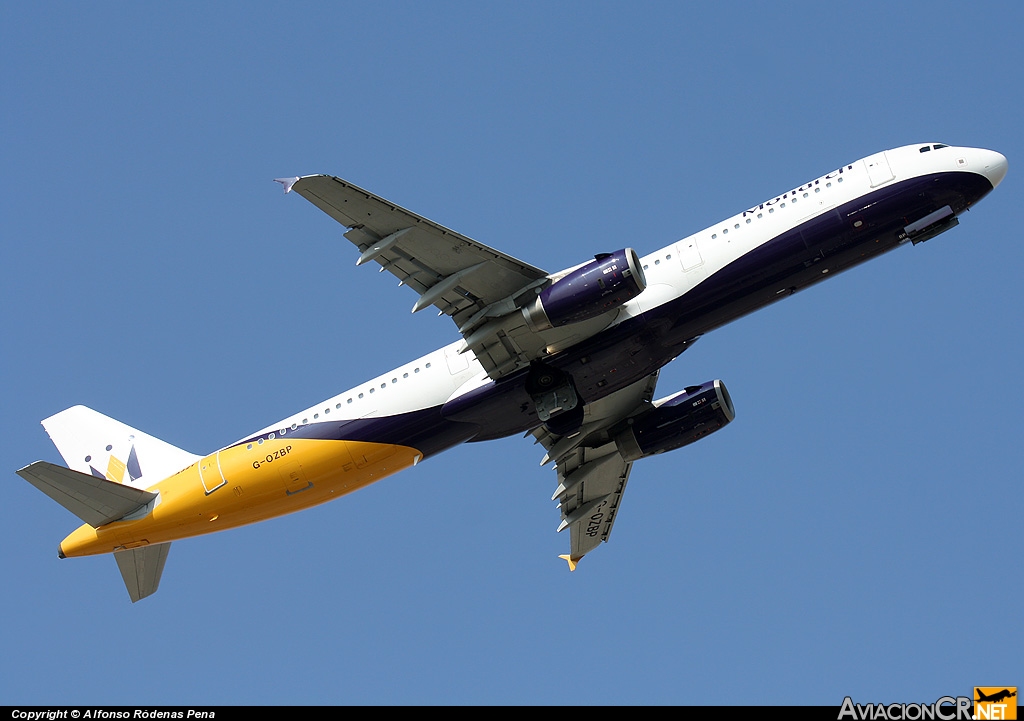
[114, 543, 171, 603]
[16, 461, 157, 528]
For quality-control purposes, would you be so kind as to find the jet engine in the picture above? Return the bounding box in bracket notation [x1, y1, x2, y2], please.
[613, 380, 735, 462]
[523, 248, 646, 331]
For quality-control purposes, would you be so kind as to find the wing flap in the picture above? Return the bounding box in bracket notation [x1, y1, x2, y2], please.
[16, 461, 157, 528]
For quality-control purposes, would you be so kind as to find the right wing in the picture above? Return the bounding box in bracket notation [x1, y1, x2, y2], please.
[281, 174, 553, 378]
[531, 371, 661, 569]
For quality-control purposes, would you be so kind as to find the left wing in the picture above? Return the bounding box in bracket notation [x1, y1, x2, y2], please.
[280, 174, 552, 378]
[531, 371, 661, 569]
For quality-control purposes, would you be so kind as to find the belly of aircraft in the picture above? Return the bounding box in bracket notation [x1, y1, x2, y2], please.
[59, 438, 421, 557]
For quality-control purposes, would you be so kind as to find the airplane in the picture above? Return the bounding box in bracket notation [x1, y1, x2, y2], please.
[16, 142, 1007, 602]
[976, 689, 1017, 704]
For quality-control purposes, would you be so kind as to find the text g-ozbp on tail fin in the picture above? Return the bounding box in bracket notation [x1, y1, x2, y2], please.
[41, 405, 199, 488]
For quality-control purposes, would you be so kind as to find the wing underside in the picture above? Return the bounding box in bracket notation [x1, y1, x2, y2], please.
[532, 372, 660, 567]
[286, 174, 555, 377]
[285, 174, 636, 380]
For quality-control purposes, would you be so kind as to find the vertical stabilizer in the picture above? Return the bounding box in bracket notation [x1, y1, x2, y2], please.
[41, 406, 200, 489]
[114, 543, 171, 603]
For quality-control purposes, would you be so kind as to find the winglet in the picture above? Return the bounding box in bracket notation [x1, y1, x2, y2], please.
[274, 177, 301, 194]
[558, 554, 578, 571]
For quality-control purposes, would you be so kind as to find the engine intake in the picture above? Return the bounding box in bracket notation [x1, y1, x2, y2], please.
[614, 380, 735, 462]
[523, 248, 646, 331]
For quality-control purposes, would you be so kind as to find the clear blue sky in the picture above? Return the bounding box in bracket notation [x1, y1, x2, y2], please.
[2, 1, 1020, 706]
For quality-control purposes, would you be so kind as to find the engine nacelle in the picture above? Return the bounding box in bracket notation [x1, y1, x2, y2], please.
[613, 380, 735, 462]
[523, 248, 646, 331]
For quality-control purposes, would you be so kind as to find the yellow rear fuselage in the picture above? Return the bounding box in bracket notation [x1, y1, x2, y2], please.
[60, 438, 420, 557]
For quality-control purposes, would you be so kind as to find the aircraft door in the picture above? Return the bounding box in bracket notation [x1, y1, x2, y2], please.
[675, 239, 704, 271]
[199, 453, 227, 494]
[280, 460, 312, 495]
[445, 344, 470, 375]
[864, 152, 895, 187]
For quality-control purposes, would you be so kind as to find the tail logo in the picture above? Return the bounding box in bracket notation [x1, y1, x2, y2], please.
[88, 444, 143, 485]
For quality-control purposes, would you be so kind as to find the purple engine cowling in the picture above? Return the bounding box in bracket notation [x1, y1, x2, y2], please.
[523, 248, 646, 331]
[613, 380, 735, 462]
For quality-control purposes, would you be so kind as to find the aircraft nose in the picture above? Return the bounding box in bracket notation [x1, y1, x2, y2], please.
[979, 149, 1008, 188]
